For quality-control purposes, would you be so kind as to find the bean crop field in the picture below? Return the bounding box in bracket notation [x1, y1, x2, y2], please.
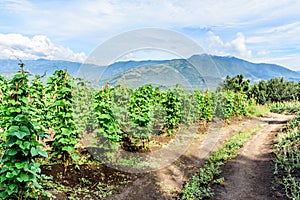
[0, 63, 299, 199]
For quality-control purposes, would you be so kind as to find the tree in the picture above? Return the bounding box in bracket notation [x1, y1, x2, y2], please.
[218, 74, 250, 93]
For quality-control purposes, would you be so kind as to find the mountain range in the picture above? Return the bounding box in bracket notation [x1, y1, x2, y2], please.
[1, 54, 300, 90]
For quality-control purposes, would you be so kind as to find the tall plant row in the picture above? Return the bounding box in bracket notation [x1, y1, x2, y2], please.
[0, 63, 48, 199]
[46, 70, 80, 165]
[0, 71, 253, 154]
[92, 84, 250, 151]
[0, 69, 270, 198]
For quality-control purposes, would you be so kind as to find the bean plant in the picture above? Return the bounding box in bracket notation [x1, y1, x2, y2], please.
[94, 83, 122, 146]
[73, 78, 96, 134]
[46, 69, 79, 166]
[0, 63, 48, 199]
[161, 88, 182, 135]
[29, 74, 48, 130]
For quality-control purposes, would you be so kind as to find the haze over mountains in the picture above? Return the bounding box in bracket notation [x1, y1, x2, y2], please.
[1, 54, 300, 90]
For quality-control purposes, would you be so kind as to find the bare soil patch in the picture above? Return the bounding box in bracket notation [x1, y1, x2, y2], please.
[41, 164, 140, 199]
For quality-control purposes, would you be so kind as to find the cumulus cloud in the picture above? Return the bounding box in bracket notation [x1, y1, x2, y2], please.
[1, 1, 300, 69]
[2, 0, 298, 41]
[206, 32, 252, 58]
[0, 33, 86, 62]
[231, 33, 252, 58]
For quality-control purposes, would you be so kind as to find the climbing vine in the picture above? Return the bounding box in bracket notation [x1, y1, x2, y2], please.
[0, 63, 48, 199]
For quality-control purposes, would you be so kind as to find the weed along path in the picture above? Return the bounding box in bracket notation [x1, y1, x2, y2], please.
[107, 114, 291, 200]
[212, 113, 295, 200]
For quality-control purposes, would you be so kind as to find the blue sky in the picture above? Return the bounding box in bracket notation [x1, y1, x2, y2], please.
[0, 0, 300, 70]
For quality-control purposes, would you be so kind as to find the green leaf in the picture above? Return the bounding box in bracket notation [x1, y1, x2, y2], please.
[14, 131, 28, 139]
[15, 140, 31, 150]
[7, 149, 18, 156]
[38, 148, 48, 158]
[30, 147, 39, 157]
[15, 161, 27, 169]
[0, 167, 9, 173]
[7, 183, 18, 195]
[0, 174, 7, 182]
[6, 172, 15, 179]
[21, 96, 28, 104]
[58, 138, 70, 144]
[8, 126, 30, 139]
[3, 137, 17, 147]
[61, 88, 72, 93]
[62, 146, 74, 152]
[16, 173, 29, 182]
[15, 108, 21, 113]
[13, 169, 20, 176]
[71, 154, 80, 161]
[19, 126, 30, 135]
[99, 114, 111, 119]
[7, 126, 19, 133]
[23, 141, 31, 150]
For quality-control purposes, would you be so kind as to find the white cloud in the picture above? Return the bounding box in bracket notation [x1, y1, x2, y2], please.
[206, 32, 252, 58]
[0, 33, 86, 62]
[247, 22, 300, 46]
[253, 54, 300, 71]
[231, 33, 252, 58]
[3, 0, 299, 40]
[244, 21, 300, 70]
[1, 0, 300, 69]
[257, 50, 269, 56]
[0, 0, 34, 12]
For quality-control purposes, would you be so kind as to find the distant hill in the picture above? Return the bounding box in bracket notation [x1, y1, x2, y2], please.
[92, 54, 300, 90]
[0, 59, 81, 77]
[1, 54, 300, 90]
[200, 55, 300, 82]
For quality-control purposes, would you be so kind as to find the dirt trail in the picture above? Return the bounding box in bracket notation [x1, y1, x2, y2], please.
[212, 113, 294, 200]
[107, 116, 271, 200]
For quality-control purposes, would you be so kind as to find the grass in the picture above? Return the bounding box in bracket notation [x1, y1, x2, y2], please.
[270, 101, 300, 115]
[246, 103, 270, 117]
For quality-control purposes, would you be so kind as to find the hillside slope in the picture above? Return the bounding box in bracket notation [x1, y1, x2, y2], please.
[1, 55, 299, 90]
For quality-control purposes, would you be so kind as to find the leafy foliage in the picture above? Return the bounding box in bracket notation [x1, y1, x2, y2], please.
[126, 84, 165, 148]
[161, 88, 182, 134]
[73, 78, 96, 134]
[46, 69, 79, 165]
[0, 63, 48, 199]
[215, 91, 235, 120]
[218, 74, 250, 93]
[0, 76, 8, 135]
[270, 101, 300, 115]
[94, 83, 122, 145]
[29, 74, 48, 129]
[193, 90, 213, 122]
[222, 75, 300, 104]
[249, 80, 267, 104]
[91, 79, 255, 152]
[274, 116, 300, 199]
[250, 77, 299, 104]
